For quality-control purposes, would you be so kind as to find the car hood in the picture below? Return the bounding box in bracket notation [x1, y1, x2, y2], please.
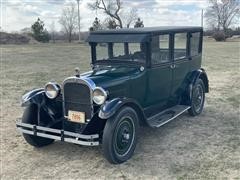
[81, 65, 143, 89]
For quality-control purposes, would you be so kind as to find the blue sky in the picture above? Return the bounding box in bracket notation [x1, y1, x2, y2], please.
[1, 0, 209, 32]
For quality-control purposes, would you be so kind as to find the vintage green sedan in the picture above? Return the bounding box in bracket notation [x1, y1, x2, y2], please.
[16, 27, 209, 164]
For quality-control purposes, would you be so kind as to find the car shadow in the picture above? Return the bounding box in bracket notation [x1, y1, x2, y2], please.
[31, 111, 203, 177]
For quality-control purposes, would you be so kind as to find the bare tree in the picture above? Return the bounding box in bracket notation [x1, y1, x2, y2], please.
[105, 18, 118, 29]
[123, 8, 138, 28]
[59, 3, 78, 42]
[88, 0, 138, 28]
[205, 0, 240, 32]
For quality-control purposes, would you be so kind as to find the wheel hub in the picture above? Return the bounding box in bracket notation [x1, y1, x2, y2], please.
[123, 133, 130, 140]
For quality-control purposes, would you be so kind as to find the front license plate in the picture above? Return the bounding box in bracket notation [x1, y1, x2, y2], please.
[68, 111, 85, 123]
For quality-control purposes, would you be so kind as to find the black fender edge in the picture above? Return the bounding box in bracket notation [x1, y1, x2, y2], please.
[21, 88, 63, 126]
[190, 68, 209, 93]
[181, 68, 209, 106]
[99, 98, 147, 126]
[21, 88, 45, 107]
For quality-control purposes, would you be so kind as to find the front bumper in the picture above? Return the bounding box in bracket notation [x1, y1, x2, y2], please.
[16, 119, 99, 146]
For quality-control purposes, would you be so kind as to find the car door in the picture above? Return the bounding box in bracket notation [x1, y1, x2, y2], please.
[145, 34, 173, 113]
[171, 32, 190, 102]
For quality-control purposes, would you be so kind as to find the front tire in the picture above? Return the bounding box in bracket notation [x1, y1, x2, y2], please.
[188, 79, 205, 116]
[102, 107, 139, 164]
[22, 104, 54, 147]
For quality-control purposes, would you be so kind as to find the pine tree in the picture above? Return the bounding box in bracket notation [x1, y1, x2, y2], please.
[134, 18, 144, 28]
[31, 18, 50, 42]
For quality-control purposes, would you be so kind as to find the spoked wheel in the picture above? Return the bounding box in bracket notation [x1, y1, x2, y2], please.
[113, 116, 135, 157]
[102, 107, 139, 164]
[188, 79, 205, 116]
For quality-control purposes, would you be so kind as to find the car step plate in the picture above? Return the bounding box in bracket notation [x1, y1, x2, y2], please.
[147, 105, 190, 128]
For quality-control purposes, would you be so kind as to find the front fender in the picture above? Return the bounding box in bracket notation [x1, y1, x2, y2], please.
[21, 88, 45, 107]
[98, 98, 146, 120]
[21, 88, 63, 126]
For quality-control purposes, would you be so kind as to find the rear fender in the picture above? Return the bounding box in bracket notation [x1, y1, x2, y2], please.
[181, 68, 209, 106]
[190, 68, 209, 93]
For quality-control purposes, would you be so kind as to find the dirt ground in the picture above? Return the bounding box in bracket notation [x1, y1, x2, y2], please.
[0, 41, 239, 179]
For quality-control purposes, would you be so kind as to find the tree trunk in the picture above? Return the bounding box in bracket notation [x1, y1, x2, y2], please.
[69, 33, 72, 43]
[223, 26, 227, 41]
[119, 20, 123, 28]
[117, 16, 123, 28]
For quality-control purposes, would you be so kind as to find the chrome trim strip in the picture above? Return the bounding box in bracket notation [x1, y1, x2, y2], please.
[16, 122, 62, 134]
[17, 128, 98, 146]
[16, 121, 33, 129]
[16, 122, 99, 139]
[156, 106, 190, 128]
[37, 126, 61, 134]
[64, 138, 99, 146]
[62, 76, 96, 90]
[64, 131, 99, 139]
[16, 121, 99, 146]
[37, 132, 61, 141]
[17, 128, 34, 135]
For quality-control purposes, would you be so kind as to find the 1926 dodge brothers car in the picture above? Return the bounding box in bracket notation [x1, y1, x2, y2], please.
[16, 27, 209, 164]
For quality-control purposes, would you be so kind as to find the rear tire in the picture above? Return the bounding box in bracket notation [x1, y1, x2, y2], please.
[102, 107, 139, 164]
[22, 104, 54, 147]
[188, 79, 205, 116]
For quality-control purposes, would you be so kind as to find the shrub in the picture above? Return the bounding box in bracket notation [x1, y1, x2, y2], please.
[213, 31, 226, 41]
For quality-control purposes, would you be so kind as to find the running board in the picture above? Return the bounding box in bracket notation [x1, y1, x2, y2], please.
[147, 105, 190, 128]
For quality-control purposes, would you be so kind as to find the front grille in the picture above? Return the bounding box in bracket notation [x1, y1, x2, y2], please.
[63, 79, 93, 121]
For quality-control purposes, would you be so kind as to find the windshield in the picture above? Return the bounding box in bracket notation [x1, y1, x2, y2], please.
[94, 42, 146, 64]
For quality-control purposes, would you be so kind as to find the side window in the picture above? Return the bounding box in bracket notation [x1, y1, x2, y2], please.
[129, 43, 141, 54]
[96, 43, 108, 60]
[151, 34, 170, 65]
[113, 43, 125, 57]
[190, 32, 201, 56]
[174, 33, 187, 60]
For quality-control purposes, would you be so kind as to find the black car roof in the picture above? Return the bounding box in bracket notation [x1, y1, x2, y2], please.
[90, 26, 203, 34]
[86, 26, 203, 43]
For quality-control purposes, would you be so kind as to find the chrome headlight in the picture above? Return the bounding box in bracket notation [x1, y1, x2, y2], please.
[93, 87, 107, 105]
[44, 82, 60, 99]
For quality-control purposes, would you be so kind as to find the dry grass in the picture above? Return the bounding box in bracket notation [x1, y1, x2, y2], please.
[0, 41, 240, 179]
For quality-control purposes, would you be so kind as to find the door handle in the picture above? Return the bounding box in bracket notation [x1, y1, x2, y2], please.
[170, 64, 176, 69]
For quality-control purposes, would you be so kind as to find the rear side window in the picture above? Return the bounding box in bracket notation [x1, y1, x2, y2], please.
[191, 32, 201, 56]
[174, 33, 187, 60]
[129, 43, 141, 54]
[151, 34, 170, 65]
